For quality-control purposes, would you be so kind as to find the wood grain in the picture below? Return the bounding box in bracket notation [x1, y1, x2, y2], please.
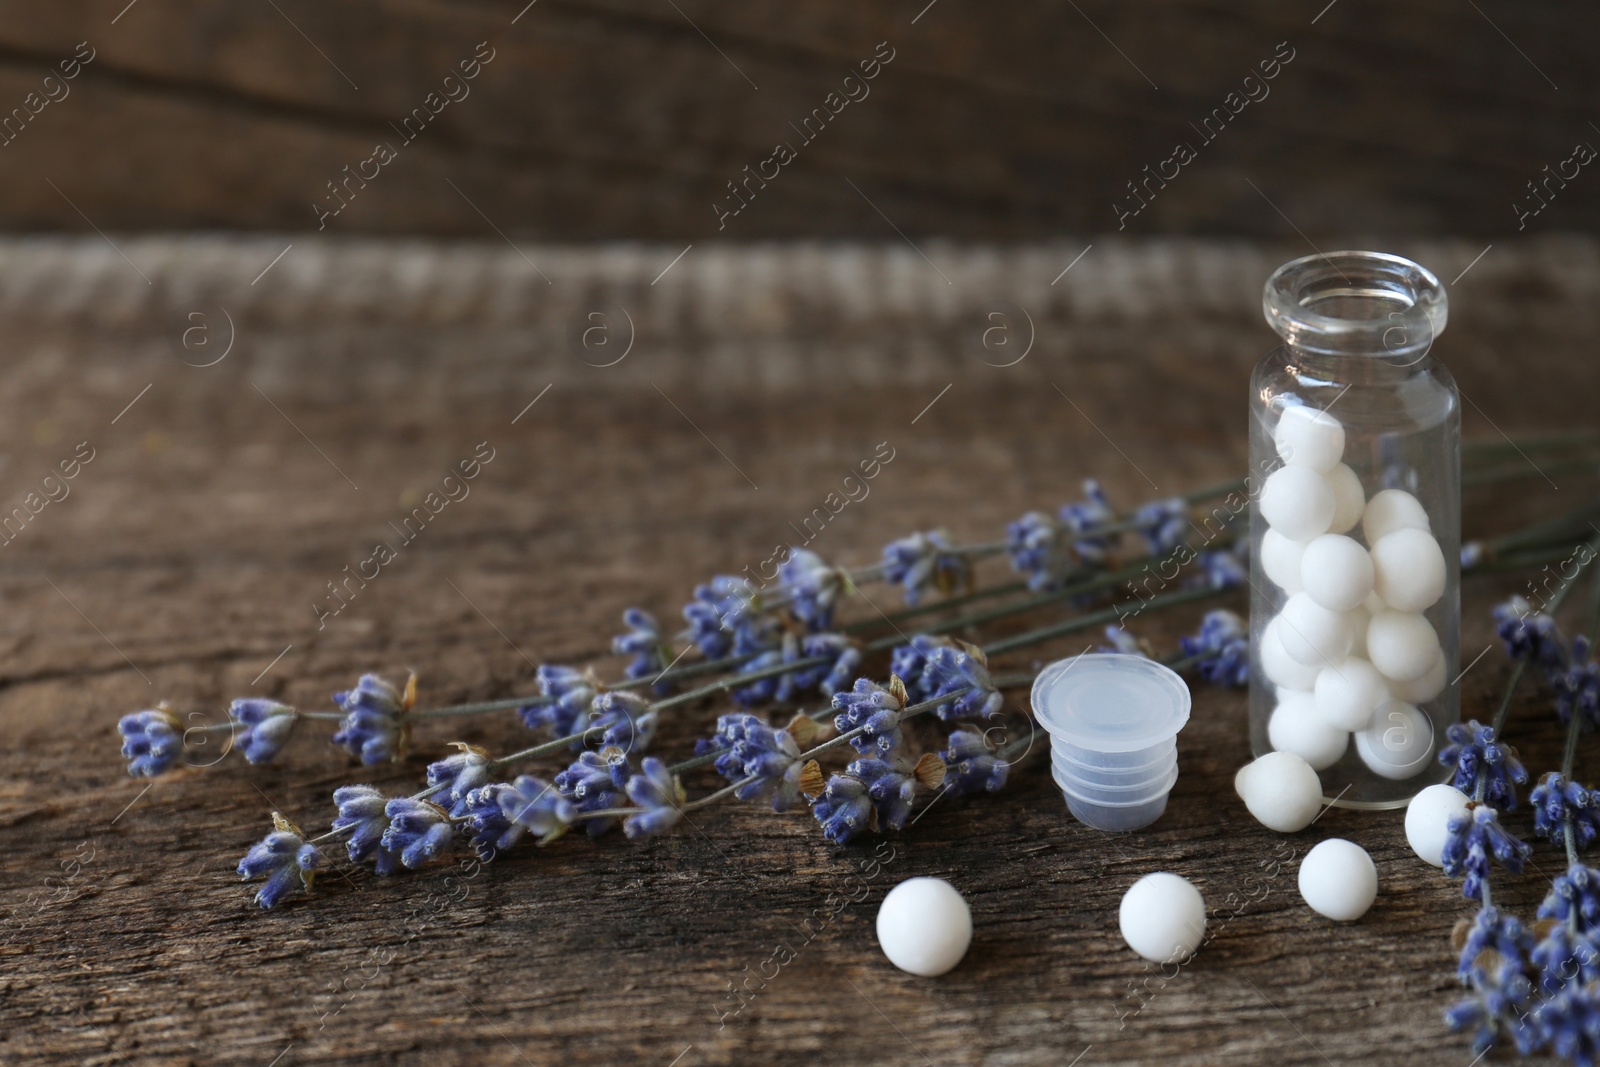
[0, 237, 1593, 1066]
[0, 1, 1592, 237]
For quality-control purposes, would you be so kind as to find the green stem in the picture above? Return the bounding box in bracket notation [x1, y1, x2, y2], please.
[1561, 707, 1584, 783]
[1463, 431, 1600, 458]
[1558, 562, 1600, 867]
[1473, 546, 1594, 575]
[631, 539, 1234, 716]
[1463, 457, 1600, 490]
[832, 477, 1245, 589]
[1587, 557, 1600, 646]
[1490, 662, 1527, 740]
[839, 580, 1030, 634]
[1483, 503, 1600, 556]
[980, 583, 1227, 656]
[1491, 532, 1600, 739]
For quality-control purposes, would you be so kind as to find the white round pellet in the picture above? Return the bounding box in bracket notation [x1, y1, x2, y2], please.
[1278, 592, 1354, 667]
[1119, 872, 1207, 963]
[1391, 649, 1446, 704]
[1355, 701, 1435, 780]
[1298, 838, 1378, 921]
[1268, 690, 1349, 770]
[1367, 611, 1441, 682]
[1313, 657, 1388, 731]
[1261, 529, 1307, 593]
[1300, 534, 1375, 613]
[1324, 463, 1365, 534]
[1362, 488, 1430, 545]
[1261, 617, 1322, 690]
[1261, 466, 1337, 541]
[876, 877, 972, 977]
[1234, 751, 1324, 833]
[1273, 405, 1345, 472]
[1370, 527, 1447, 613]
[1405, 784, 1472, 867]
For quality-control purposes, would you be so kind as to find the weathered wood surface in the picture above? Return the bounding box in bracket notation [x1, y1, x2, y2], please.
[0, 1, 1593, 237]
[0, 237, 1597, 1066]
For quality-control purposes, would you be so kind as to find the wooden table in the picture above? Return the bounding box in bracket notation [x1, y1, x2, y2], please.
[1, 236, 1594, 1065]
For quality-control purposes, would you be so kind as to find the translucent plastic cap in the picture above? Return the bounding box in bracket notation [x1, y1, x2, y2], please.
[1030, 654, 1192, 753]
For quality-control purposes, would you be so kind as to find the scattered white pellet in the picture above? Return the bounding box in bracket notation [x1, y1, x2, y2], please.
[1405, 784, 1472, 867]
[876, 877, 972, 977]
[1235, 751, 1324, 832]
[1120, 872, 1207, 963]
[1298, 838, 1378, 921]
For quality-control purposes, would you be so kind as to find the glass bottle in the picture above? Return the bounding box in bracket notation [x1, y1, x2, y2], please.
[1248, 251, 1458, 808]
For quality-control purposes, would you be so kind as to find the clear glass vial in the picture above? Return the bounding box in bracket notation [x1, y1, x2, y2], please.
[1248, 251, 1459, 808]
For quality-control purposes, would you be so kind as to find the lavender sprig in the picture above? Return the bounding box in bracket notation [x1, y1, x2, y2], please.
[117, 705, 183, 778]
[236, 813, 323, 909]
[1178, 609, 1250, 688]
[612, 608, 673, 690]
[1446, 906, 1538, 1056]
[1442, 805, 1532, 902]
[119, 502, 1248, 783]
[1440, 721, 1529, 811]
[1443, 535, 1600, 1063]
[330, 672, 415, 764]
[882, 529, 971, 606]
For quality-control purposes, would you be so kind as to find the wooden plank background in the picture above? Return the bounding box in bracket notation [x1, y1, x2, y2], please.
[0, 236, 1595, 1065]
[0, 1, 1592, 237]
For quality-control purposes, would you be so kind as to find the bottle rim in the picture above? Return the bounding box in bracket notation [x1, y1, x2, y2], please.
[1263, 250, 1447, 360]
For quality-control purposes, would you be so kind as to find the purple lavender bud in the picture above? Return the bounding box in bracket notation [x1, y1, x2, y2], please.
[380, 797, 455, 869]
[229, 698, 298, 765]
[118, 706, 183, 777]
[237, 813, 322, 909]
[622, 757, 685, 839]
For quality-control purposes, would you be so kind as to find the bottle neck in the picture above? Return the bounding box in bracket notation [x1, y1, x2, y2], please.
[1280, 342, 1438, 386]
[1264, 251, 1447, 369]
